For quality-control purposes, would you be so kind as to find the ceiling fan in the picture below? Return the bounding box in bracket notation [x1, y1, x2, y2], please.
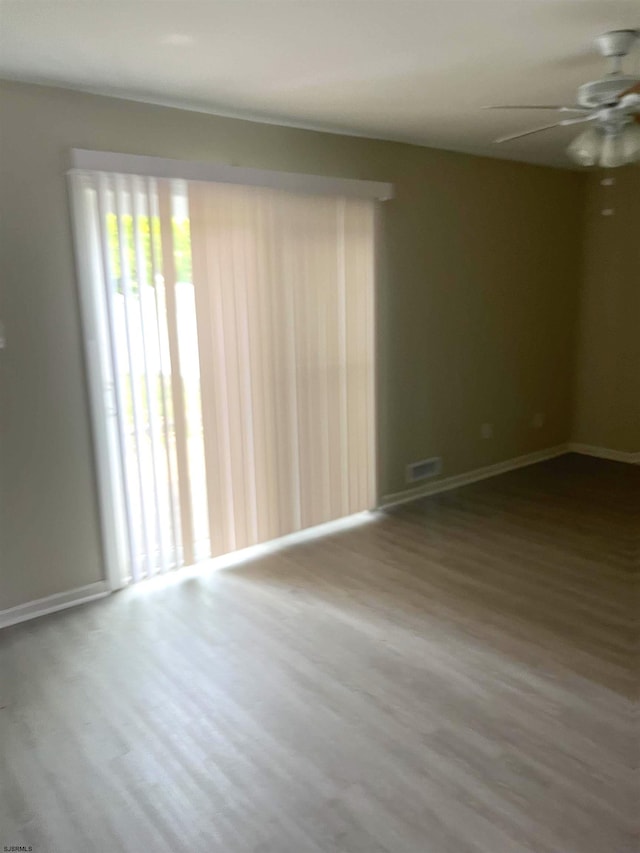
[486, 29, 640, 168]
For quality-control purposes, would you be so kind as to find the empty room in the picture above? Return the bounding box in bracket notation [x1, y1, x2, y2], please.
[0, 2, 638, 852]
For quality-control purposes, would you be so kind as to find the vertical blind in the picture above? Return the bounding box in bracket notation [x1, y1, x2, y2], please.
[71, 169, 377, 584]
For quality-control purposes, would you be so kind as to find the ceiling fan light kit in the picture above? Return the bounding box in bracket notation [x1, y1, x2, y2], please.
[488, 29, 640, 169]
[623, 123, 640, 157]
[568, 123, 640, 168]
[601, 129, 628, 169]
[567, 128, 601, 166]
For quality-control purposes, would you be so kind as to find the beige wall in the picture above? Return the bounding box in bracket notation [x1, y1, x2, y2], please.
[0, 81, 585, 610]
[573, 167, 640, 454]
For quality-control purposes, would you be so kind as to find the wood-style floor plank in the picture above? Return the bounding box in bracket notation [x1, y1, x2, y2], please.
[1, 453, 637, 852]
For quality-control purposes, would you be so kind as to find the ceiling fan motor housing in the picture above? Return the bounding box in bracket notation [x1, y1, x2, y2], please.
[595, 30, 640, 59]
[577, 76, 640, 108]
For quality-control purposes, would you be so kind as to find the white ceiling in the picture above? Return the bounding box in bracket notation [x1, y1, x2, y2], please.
[1, 1, 639, 168]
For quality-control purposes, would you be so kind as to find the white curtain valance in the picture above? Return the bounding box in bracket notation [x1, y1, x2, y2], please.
[69, 148, 394, 201]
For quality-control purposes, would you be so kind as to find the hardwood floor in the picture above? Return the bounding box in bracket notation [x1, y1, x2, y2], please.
[1, 454, 637, 853]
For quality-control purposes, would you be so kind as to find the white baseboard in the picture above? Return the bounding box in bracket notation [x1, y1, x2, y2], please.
[0, 581, 110, 630]
[568, 443, 640, 465]
[379, 444, 569, 508]
[2, 442, 634, 628]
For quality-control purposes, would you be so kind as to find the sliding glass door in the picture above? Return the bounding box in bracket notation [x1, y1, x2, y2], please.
[70, 163, 378, 586]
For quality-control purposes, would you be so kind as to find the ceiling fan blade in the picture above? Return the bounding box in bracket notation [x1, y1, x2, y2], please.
[619, 82, 640, 122]
[483, 105, 589, 112]
[494, 115, 596, 144]
[559, 115, 599, 126]
[494, 122, 566, 143]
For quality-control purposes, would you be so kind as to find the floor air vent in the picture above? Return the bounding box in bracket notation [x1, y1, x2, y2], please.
[406, 457, 442, 483]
